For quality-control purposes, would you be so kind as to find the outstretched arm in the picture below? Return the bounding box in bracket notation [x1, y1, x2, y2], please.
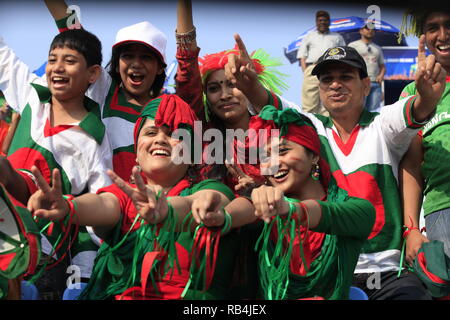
[108, 167, 232, 231]
[44, 0, 81, 31]
[412, 35, 447, 122]
[251, 185, 323, 228]
[399, 135, 429, 264]
[27, 166, 121, 229]
[44, 0, 69, 20]
[190, 191, 257, 231]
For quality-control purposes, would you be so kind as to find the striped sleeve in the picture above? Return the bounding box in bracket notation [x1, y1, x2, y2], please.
[402, 95, 427, 129]
[314, 197, 375, 240]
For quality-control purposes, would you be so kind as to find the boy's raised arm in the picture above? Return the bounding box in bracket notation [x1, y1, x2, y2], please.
[44, 0, 81, 31]
[44, 0, 69, 20]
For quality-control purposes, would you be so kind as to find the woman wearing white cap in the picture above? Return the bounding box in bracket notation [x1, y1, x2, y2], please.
[45, 0, 168, 182]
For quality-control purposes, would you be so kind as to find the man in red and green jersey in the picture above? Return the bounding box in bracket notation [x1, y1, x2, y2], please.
[225, 39, 445, 299]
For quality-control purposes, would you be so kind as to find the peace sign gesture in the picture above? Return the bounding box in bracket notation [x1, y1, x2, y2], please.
[107, 166, 168, 224]
[27, 166, 69, 221]
[225, 160, 257, 195]
[415, 34, 447, 110]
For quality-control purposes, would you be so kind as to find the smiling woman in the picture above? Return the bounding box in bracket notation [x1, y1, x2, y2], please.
[25, 93, 247, 300]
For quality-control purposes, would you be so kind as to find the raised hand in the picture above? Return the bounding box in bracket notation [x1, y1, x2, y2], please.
[225, 160, 257, 194]
[224, 34, 258, 91]
[415, 35, 447, 106]
[191, 190, 225, 227]
[27, 166, 69, 221]
[107, 166, 168, 224]
[251, 185, 289, 223]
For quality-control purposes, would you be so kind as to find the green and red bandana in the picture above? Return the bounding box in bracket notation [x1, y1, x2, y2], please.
[133, 94, 199, 152]
[248, 105, 330, 188]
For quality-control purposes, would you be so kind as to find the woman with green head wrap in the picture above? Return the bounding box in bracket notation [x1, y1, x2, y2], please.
[196, 105, 377, 299]
[26, 94, 243, 300]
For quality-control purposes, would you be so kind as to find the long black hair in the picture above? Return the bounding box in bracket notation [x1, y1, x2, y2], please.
[49, 29, 102, 67]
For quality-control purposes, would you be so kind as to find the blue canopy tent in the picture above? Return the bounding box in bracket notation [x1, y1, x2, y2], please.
[284, 16, 407, 64]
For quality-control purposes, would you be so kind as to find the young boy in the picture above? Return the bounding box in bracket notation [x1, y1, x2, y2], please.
[0, 29, 113, 299]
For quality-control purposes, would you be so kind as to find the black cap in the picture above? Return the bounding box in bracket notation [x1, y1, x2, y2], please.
[312, 46, 368, 78]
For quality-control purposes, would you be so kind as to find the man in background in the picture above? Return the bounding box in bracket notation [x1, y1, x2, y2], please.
[349, 23, 386, 112]
[297, 10, 345, 116]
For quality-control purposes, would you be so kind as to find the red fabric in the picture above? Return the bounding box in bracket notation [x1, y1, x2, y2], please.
[0, 253, 16, 271]
[332, 125, 360, 157]
[198, 45, 265, 79]
[133, 94, 199, 152]
[8, 148, 51, 193]
[116, 243, 191, 300]
[332, 169, 385, 240]
[175, 47, 206, 123]
[0, 120, 10, 152]
[98, 177, 192, 235]
[16, 170, 38, 195]
[153, 94, 198, 132]
[110, 86, 142, 116]
[43, 119, 74, 137]
[112, 151, 137, 183]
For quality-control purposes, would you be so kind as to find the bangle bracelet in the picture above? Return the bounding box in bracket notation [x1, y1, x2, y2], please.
[175, 27, 196, 46]
[220, 208, 232, 235]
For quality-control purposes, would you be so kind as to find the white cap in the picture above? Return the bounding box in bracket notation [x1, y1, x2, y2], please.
[113, 21, 167, 66]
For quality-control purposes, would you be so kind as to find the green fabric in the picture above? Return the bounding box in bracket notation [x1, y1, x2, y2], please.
[79, 179, 239, 300]
[400, 82, 450, 216]
[101, 82, 144, 123]
[30, 83, 105, 145]
[0, 186, 42, 280]
[412, 240, 450, 298]
[257, 104, 315, 137]
[319, 134, 403, 253]
[0, 276, 7, 300]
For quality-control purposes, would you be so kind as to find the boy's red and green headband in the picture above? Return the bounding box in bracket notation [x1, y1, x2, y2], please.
[133, 94, 198, 152]
[249, 105, 330, 187]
